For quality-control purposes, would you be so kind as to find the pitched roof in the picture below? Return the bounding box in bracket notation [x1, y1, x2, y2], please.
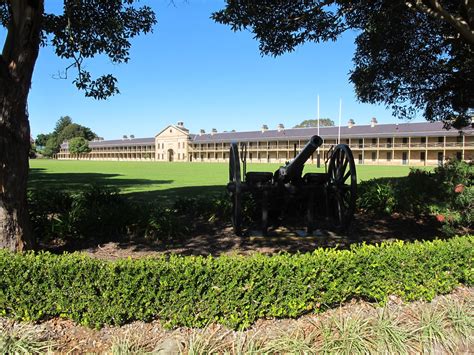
[61, 137, 155, 148]
[191, 121, 472, 143]
[60, 121, 472, 149]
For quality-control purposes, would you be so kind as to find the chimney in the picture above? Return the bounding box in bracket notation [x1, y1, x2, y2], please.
[370, 117, 378, 128]
[277, 123, 285, 132]
[261, 124, 268, 133]
[199, 129, 205, 136]
[348, 119, 355, 128]
[177, 121, 184, 128]
[211, 128, 217, 135]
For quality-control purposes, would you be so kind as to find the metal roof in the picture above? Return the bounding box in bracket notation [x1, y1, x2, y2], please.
[191, 121, 472, 143]
[61, 137, 155, 148]
[60, 121, 472, 148]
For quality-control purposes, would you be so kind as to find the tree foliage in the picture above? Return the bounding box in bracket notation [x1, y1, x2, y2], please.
[0, 0, 156, 100]
[68, 137, 91, 156]
[213, 0, 474, 128]
[37, 116, 97, 157]
[294, 118, 335, 128]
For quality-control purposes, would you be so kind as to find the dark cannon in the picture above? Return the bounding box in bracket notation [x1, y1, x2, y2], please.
[226, 135, 357, 235]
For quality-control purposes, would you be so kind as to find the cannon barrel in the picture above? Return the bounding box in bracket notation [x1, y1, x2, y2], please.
[274, 135, 323, 184]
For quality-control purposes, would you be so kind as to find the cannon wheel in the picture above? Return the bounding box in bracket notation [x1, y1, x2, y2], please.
[229, 143, 243, 235]
[327, 144, 357, 230]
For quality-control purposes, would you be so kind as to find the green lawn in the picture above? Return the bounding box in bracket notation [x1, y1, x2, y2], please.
[29, 159, 426, 201]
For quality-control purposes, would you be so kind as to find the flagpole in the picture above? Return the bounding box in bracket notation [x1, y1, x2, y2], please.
[317, 95, 321, 168]
[317, 95, 320, 137]
[338, 99, 342, 144]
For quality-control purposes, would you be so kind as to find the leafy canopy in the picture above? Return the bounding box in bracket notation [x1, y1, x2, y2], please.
[68, 137, 91, 155]
[213, 0, 474, 128]
[294, 118, 335, 128]
[36, 116, 97, 157]
[0, 0, 156, 100]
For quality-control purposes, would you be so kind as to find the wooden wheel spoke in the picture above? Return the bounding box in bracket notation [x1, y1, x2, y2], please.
[343, 170, 351, 182]
[328, 144, 357, 230]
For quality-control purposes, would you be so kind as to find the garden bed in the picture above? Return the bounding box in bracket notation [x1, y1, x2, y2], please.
[1, 287, 472, 354]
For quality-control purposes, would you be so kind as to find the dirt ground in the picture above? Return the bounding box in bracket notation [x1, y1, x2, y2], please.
[1, 287, 472, 354]
[80, 212, 445, 260]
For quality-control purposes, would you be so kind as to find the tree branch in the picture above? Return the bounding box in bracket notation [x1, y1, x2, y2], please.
[407, 0, 474, 44]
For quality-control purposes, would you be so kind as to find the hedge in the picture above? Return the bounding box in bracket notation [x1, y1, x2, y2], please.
[0, 236, 472, 329]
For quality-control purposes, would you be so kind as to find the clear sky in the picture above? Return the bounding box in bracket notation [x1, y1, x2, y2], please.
[9, 0, 423, 139]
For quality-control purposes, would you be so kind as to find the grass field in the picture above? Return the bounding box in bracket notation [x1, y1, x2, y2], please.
[29, 160, 426, 201]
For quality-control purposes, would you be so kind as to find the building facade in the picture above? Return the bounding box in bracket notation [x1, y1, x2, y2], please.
[58, 120, 474, 166]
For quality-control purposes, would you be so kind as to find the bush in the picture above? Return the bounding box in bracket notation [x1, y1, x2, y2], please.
[358, 160, 473, 233]
[0, 236, 472, 329]
[28, 186, 138, 244]
[28, 189, 73, 243]
[27, 187, 233, 245]
[358, 180, 397, 215]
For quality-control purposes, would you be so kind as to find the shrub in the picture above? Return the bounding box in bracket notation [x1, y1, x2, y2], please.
[28, 189, 72, 243]
[358, 180, 397, 215]
[358, 160, 473, 234]
[0, 236, 471, 329]
[28, 187, 233, 245]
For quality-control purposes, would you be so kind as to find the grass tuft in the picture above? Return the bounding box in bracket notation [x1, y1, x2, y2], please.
[262, 329, 317, 354]
[0, 323, 54, 354]
[110, 332, 148, 355]
[443, 298, 474, 347]
[180, 326, 230, 355]
[316, 310, 373, 355]
[410, 303, 455, 353]
[370, 306, 412, 354]
[224, 331, 266, 355]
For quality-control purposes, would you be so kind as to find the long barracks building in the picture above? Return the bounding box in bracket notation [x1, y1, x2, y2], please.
[58, 119, 474, 166]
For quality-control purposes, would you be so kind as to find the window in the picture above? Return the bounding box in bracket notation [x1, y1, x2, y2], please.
[457, 136, 463, 143]
[456, 152, 462, 160]
[371, 152, 376, 161]
[438, 136, 444, 143]
[372, 138, 376, 144]
[420, 152, 426, 161]
[387, 152, 392, 161]
[358, 139, 363, 148]
[421, 137, 426, 143]
[387, 138, 392, 148]
[402, 137, 408, 144]
[169, 129, 172, 133]
[178, 142, 180, 149]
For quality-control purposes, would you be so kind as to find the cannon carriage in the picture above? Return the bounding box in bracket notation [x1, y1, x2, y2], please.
[226, 135, 357, 235]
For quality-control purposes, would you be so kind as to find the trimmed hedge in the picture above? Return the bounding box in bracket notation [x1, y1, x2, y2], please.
[0, 236, 472, 329]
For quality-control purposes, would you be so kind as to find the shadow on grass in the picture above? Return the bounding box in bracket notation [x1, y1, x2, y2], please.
[29, 169, 443, 256]
[125, 185, 227, 203]
[28, 168, 173, 193]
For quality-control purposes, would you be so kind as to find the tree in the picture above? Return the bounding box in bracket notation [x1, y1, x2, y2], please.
[294, 118, 335, 128]
[0, 1, 156, 251]
[53, 116, 73, 136]
[36, 117, 98, 158]
[68, 137, 91, 158]
[213, 1, 474, 128]
[34, 133, 50, 148]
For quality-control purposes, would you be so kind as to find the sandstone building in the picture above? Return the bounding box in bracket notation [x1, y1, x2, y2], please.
[58, 120, 473, 166]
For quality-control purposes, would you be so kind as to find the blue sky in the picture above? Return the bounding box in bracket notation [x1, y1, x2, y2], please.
[12, 1, 422, 139]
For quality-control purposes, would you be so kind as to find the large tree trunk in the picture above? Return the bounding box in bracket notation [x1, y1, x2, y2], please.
[0, 0, 44, 251]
